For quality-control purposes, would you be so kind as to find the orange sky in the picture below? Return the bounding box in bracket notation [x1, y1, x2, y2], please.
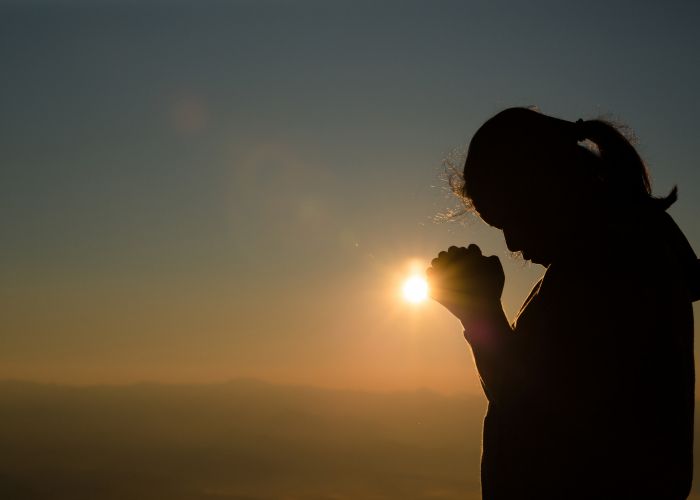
[2, 1, 699, 395]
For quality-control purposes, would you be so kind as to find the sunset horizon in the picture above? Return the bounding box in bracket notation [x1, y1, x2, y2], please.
[2, 0, 699, 498]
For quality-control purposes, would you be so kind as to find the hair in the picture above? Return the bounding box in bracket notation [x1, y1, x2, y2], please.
[451, 107, 677, 217]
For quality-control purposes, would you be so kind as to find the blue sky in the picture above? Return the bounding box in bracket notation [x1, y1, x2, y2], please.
[1, 0, 698, 391]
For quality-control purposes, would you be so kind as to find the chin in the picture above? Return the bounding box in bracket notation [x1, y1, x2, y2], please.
[523, 250, 549, 266]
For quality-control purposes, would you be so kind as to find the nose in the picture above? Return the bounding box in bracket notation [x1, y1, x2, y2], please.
[503, 227, 523, 253]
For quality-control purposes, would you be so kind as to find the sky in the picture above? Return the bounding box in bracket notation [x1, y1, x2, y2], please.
[1, 0, 699, 394]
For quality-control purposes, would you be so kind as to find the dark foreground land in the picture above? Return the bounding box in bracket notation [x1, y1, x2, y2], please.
[3, 379, 700, 499]
[0, 379, 485, 500]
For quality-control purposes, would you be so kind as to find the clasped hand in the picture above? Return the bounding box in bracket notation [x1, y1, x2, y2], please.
[426, 244, 505, 324]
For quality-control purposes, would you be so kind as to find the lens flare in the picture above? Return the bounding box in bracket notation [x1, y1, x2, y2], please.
[402, 276, 429, 303]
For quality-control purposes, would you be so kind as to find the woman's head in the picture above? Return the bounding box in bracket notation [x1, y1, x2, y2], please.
[456, 107, 676, 264]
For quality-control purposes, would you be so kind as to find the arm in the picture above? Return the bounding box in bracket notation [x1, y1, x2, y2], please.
[460, 302, 519, 404]
[427, 245, 524, 404]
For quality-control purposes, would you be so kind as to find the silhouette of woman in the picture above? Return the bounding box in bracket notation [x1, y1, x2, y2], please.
[428, 108, 698, 499]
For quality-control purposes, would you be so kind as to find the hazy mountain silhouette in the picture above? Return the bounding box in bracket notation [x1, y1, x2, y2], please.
[0, 379, 486, 500]
[3, 379, 700, 499]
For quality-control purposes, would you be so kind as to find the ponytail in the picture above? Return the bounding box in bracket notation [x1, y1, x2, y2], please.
[575, 118, 677, 211]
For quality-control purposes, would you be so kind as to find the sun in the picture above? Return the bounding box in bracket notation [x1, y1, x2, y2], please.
[402, 275, 429, 303]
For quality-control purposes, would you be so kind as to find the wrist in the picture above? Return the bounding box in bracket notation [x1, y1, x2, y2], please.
[459, 300, 507, 337]
[455, 297, 503, 321]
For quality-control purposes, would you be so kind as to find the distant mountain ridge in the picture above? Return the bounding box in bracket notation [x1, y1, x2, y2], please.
[3, 379, 700, 500]
[0, 378, 485, 500]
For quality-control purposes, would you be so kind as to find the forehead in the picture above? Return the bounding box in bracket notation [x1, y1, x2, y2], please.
[467, 172, 527, 223]
[471, 192, 513, 229]
[471, 182, 553, 231]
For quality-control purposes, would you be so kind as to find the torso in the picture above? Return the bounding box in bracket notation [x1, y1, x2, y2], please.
[480, 214, 695, 499]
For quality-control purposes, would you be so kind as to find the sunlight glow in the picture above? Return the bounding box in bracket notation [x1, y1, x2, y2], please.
[402, 276, 429, 304]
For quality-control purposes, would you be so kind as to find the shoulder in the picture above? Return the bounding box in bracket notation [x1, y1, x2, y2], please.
[547, 211, 679, 297]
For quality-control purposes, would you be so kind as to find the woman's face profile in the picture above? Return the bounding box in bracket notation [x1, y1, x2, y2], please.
[465, 114, 594, 266]
[482, 211, 552, 265]
[474, 185, 567, 266]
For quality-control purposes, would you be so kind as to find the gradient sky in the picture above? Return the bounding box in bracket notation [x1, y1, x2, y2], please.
[2, 0, 699, 393]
